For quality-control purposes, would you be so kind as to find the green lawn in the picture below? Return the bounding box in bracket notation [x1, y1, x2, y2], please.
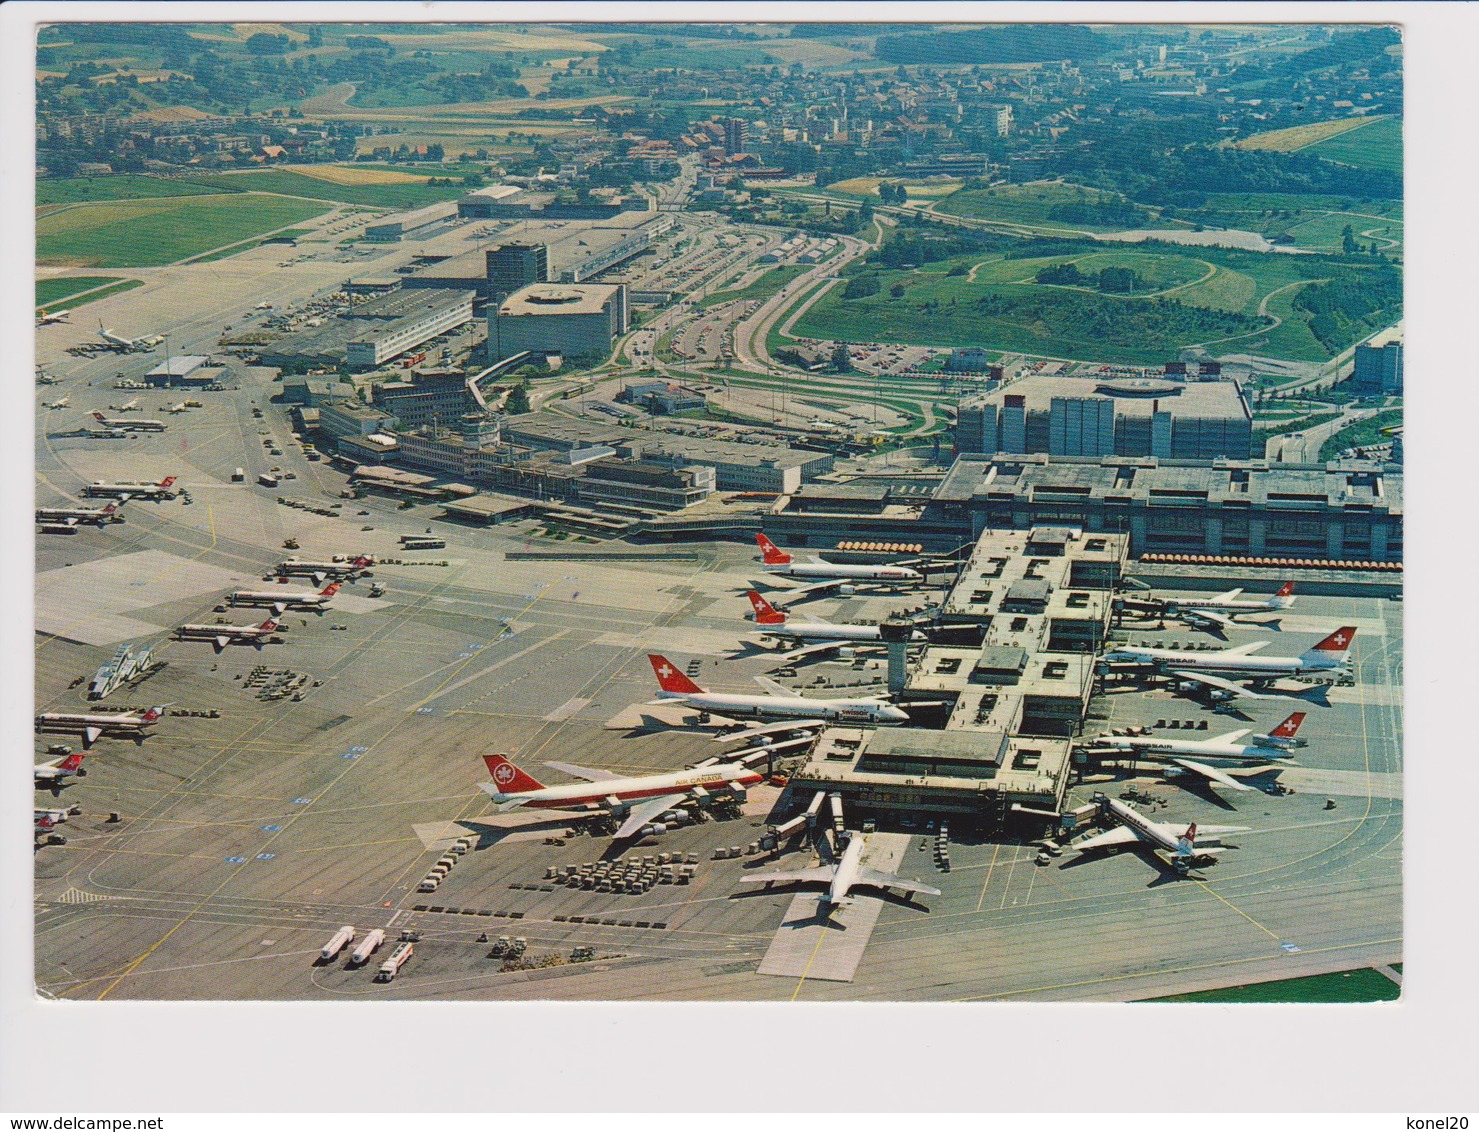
[1150, 967, 1399, 1004]
[36, 275, 124, 307]
[933, 182, 1150, 232]
[1306, 117, 1403, 175]
[178, 169, 473, 210]
[36, 175, 237, 205]
[1318, 408, 1404, 461]
[37, 194, 333, 268]
[700, 264, 808, 309]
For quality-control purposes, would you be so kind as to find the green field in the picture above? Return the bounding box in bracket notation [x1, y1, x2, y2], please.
[1318, 408, 1404, 461]
[932, 182, 1153, 233]
[36, 274, 125, 307]
[1306, 117, 1403, 175]
[1150, 967, 1400, 1004]
[36, 175, 236, 205]
[37, 194, 332, 268]
[790, 240, 1390, 364]
[177, 170, 471, 210]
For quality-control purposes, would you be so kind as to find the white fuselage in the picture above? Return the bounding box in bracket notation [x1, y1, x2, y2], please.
[764, 561, 922, 584]
[1176, 596, 1285, 615]
[230, 590, 332, 609]
[489, 763, 764, 811]
[36, 505, 119, 524]
[1092, 734, 1296, 764]
[38, 711, 155, 733]
[84, 483, 175, 499]
[278, 561, 365, 577]
[1105, 797, 1187, 855]
[1105, 645, 1342, 678]
[178, 623, 275, 642]
[756, 620, 883, 644]
[824, 836, 867, 905]
[655, 687, 907, 725]
[94, 415, 165, 430]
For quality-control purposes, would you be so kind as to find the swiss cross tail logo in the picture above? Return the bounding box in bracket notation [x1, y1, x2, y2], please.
[493, 763, 516, 785]
[1332, 632, 1349, 646]
[659, 664, 674, 678]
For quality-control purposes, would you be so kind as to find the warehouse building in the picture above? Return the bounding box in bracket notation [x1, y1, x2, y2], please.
[489, 283, 628, 362]
[956, 375, 1253, 461]
[790, 526, 1128, 828]
[928, 453, 1403, 562]
[364, 201, 459, 242]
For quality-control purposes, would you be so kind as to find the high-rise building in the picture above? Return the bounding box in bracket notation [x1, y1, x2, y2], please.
[1351, 339, 1403, 396]
[486, 243, 549, 300]
[723, 117, 748, 156]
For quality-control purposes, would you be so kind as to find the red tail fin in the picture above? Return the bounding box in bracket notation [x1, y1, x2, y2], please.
[1269, 712, 1306, 739]
[92, 411, 106, 422]
[1275, 581, 1294, 598]
[1184, 823, 1197, 845]
[58, 752, 85, 773]
[258, 619, 279, 633]
[141, 707, 165, 724]
[755, 532, 791, 565]
[160, 476, 176, 488]
[101, 502, 117, 514]
[483, 754, 546, 794]
[746, 590, 787, 625]
[648, 654, 704, 695]
[351, 555, 373, 568]
[320, 583, 341, 598]
[1311, 626, 1357, 653]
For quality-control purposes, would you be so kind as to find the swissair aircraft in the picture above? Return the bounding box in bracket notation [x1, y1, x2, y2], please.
[36, 500, 123, 527]
[1075, 794, 1249, 873]
[83, 475, 177, 501]
[647, 653, 909, 725]
[1103, 626, 1356, 699]
[480, 752, 766, 840]
[754, 532, 922, 599]
[36, 704, 165, 747]
[1082, 712, 1306, 792]
[35, 750, 87, 790]
[1169, 582, 1296, 631]
[92, 411, 165, 432]
[275, 556, 373, 585]
[738, 832, 941, 907]
[176, 616, 281, 651]
[229, 582, 340, 615]
[744, 590, 922, 661]
[96, 322, 163, 352]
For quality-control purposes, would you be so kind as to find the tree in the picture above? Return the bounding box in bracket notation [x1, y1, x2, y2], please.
[832, 343, 852, 372]
[504, 384, 530, 414]
[1342, 224, 1357, 255]
[889, 282, 906, 298]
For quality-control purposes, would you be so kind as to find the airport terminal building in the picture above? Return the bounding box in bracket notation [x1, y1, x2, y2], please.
[956, 375, 1253, 461]
[489, 283, 629, 362]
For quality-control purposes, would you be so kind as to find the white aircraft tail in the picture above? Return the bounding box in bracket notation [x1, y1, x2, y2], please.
[1271, 581, 1296, 609]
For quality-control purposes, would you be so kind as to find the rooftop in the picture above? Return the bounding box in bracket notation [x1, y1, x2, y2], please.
[498, 283, 622, 318]
[961, 374, 1250, 419]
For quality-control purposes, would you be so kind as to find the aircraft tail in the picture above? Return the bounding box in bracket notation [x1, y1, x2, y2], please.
[319, 583, 341, 598]
[755, 532, 792, 566]
[140, 706, 166, 725]
[746, 590, 788, 625]
[160, 476, 176, 488]
[648, 654, 705, 695]
[1300, 626, 1356, 668]
[1258, 711, 1307, 747]
[1273, 581, 1296, 608]
[57, 752, 85, 774]
[351, 555, 373, 569]
[91, 411, 106, 423]
[483, 754, 546, 795]
[258, 619, 280, 633]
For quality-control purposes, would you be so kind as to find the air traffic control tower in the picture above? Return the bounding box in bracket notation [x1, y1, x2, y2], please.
[790, 526, 1128, 830]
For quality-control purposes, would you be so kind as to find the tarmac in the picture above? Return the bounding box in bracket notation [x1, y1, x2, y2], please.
[32, 227, 1402, 1004]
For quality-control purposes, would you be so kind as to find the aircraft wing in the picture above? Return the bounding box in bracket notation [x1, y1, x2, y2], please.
[545, 760, 623, 783]
[780, 640, 846, 662]
[1213, 588, 1244, 604]
[1170, 758, 1256, 792]
[1182, 608, 1233, 630]
[1169, 671, 1276, 700]
[1209, 729, 1252, 745]
[1075, 827, 1142, 853]
[213, 635, 230, 651]
[737, 864, 838, 886]
[82, 727, 102, 747]
[712, 720, 826, 744]
[856, 867, 941, 898]
[752, 675, 792, 696]
[613, 793, 689, 840]
[1224, 641, 1270, 656]
[62, 517, 78, 528]
[768, 578, 851, 599]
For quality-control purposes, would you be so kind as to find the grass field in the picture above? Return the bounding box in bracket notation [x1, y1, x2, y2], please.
[933, 182, 1150, 233]
[36, 275, 125, 307]
[1318, 408, 1404, 461]
[35, 175, 235, 205]
[37, 278, 144, 312]
[1150, 967, 1399, 1003]
[37, 194, 331, 268]
[962, 251, 1212, 294]
[175, 169, 469, 210]
[1235, 116, 1373, 153]
[1306, 117, 1403, 174]
[285, 164, 437, 186]
[700, 264, 809, 309]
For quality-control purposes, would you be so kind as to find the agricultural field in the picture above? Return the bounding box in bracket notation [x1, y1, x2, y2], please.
[794, 240, 1396, 365]
[175, 169, 470, 210]
[284, 163, 438, 186]
[35, 175, 233, 205]
[932, 182, 1154, 233]
[1306, 116, 1403, 174]
[36, 193, 331, 268]
[1234, 116, 1373, 153]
